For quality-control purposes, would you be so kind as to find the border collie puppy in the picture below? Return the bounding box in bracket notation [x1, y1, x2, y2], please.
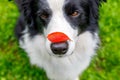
[15, 0, 106, 80]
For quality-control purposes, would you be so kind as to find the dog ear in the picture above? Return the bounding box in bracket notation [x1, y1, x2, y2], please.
[86, 0, 106, 32]
[88, 0, 106, 32]
[15, 0, 34, 28]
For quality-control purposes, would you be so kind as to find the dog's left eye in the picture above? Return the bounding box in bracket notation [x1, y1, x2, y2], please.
[70, 10, 80, 17]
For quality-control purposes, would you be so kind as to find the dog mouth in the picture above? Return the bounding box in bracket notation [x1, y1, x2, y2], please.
[48, 51, 74, 58]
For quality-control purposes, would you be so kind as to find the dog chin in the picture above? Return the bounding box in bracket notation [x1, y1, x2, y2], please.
[50, 52, 74, 58]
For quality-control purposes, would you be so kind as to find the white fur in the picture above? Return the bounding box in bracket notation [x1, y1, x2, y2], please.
[45, 0, 78, 56]
[19, 0, 99, 80]
[20, 31, 98, 80]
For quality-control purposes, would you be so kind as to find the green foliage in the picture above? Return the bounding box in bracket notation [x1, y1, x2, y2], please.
[81, 0, 120, 80]
[0, 1, 47, 80]
[0, 0, 120, 80]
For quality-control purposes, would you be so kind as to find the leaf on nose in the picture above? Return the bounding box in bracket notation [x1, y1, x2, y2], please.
[47, 32, 70, 43]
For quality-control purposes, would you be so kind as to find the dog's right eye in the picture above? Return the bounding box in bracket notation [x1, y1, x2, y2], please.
[37, 11, 50, 20]
[39, 12, 49, 19]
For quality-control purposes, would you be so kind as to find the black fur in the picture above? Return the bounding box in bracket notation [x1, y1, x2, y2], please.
[15, 0, 106, 38]
[15, 0, 106, 79]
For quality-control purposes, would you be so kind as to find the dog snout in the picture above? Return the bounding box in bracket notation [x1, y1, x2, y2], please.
[50, 42, 68, 55]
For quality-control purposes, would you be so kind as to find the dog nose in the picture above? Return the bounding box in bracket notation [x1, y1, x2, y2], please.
[51, 42, 68, 55]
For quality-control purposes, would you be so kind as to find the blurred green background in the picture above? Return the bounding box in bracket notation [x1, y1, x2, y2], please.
[0, 0, 120, 80]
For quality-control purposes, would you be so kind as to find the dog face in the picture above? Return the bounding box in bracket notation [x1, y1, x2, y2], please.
[38, 0, 88, 57]
[16, 0, 105, 57]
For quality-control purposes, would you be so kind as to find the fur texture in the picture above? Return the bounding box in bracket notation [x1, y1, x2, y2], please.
[15, 0, 106, 80]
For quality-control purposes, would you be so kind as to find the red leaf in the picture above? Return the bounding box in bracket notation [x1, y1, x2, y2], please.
[47, 32, 70, 43]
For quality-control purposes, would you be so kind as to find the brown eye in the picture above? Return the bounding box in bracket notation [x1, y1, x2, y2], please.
[40, 14, 49, 19]
[71, 11, 79, 17]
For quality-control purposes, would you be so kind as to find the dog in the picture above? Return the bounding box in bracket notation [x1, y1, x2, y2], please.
[15, 0, 106, 80]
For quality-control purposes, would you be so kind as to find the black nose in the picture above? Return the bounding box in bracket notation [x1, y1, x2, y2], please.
[51, 42, 68, 55]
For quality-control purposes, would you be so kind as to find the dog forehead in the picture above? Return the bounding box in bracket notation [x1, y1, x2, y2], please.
[46, 0, 66, 11]
[44, 0, 84, 11]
